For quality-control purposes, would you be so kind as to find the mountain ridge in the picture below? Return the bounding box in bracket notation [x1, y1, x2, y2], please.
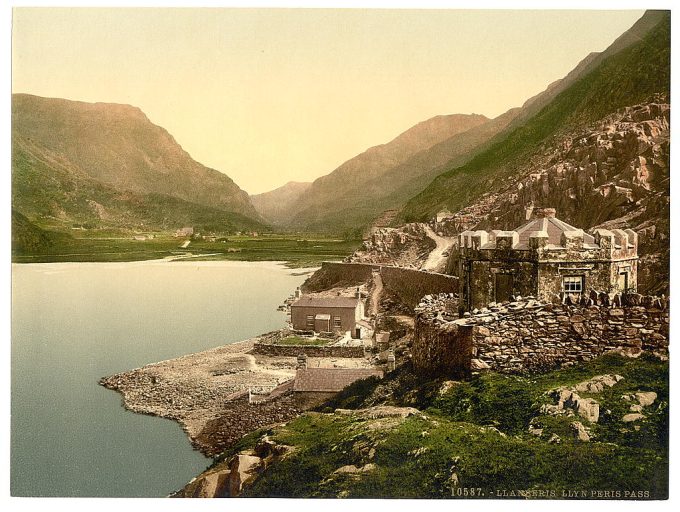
[12, 94, 266, 233]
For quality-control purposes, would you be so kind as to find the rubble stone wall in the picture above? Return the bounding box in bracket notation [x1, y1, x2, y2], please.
[414, 293, 669, 376]
[303, 261, 459, 311]
[302, 262, 378, 292]
[251, 343, 365, 358]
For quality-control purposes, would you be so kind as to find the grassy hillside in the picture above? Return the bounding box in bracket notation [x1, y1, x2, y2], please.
[12, 137, 267, 235]
[207, 353, 668, 498]
[400, 13, 670, 222]
[11, 209, 71, 256]
[12, 94, 265, 237]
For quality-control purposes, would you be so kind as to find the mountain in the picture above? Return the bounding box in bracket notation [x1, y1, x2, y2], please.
[399, 11, 670, 292]
[250, 181, 312, 224]
[401, 11, 669, 223]
[261, 12, 668, 236]
[273, 113, 492, 232]
[12, 94, 265, 232]
[503, 10, 668, 133]
[11, 209, 71, 255]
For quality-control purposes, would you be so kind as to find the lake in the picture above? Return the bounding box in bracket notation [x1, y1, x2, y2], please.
[11, 260, 314, 497]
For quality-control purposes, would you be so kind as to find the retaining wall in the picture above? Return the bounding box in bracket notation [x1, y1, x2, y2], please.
[252, 343, 365, 358]
[303, 261, 458, 311]
[413, 292, 669, 376]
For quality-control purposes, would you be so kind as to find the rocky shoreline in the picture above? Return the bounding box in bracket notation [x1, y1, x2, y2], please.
[99, 333, 372, 456]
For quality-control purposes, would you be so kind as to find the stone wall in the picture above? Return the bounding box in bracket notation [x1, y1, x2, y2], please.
[302, 262, 378, 292]
[412, 293, 469, 376]
[252, 342, 365, 358]
[413, 292, 669, 376]
[380, 266, 459, 311]
[302, 261, 459, 312]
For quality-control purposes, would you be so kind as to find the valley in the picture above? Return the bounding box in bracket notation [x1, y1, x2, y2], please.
[10, 8, 671, 502]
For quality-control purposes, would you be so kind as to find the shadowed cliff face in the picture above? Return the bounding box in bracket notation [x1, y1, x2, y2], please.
[12, 94, 265, 231]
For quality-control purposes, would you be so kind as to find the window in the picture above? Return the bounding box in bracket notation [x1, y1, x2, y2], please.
[563, 276, 584, 293]
[333, 316, 342, 328]
[306, 315, 314, 328]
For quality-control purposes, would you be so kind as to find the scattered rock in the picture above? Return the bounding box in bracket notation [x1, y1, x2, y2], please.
[528, 425, 544, 437]
[570, 421, 591, 442]
[439, 380, 460, 395]
[470, 359, 491, 370]
[573, 374, 624, 393]
[622, 413, 646, 423]
[636, 391, 657, 407]
[548, 434, 561, 444]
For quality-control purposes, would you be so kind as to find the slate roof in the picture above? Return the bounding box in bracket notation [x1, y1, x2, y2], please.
[293, 368, 383, 393]
[291, 296, 361, 309]
[514, 216, 595, 247]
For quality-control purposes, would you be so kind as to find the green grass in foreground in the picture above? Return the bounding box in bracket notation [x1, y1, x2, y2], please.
[12, 232, 361, 267]
[238, 353, 668, 499]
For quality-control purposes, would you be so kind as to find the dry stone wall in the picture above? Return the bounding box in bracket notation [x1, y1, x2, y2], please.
[252, 343, 365, 358]
[380, 266, 458, 311]
[304, 262, 459, 312]
[414, 292, 669, 376]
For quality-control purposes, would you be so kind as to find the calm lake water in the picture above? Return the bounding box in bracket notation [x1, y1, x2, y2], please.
[11, 260, 313, 497]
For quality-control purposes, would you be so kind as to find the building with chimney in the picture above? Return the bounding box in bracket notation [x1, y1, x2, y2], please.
[454, 208, 638, 309]
[290, 288, 365, 338]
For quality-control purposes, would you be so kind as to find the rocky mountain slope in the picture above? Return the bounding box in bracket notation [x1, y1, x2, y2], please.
[12, 94, 265, 233]
[266, 113, 493, 232]
[399, 12, 670, 293]
[250, 181, 311, 224]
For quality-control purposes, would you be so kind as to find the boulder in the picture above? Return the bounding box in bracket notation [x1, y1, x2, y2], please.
[622, 413, 645, 423]
[635, 391, 657, 407]
[575, 397, 600, 423]
[570, 421, 591, 442]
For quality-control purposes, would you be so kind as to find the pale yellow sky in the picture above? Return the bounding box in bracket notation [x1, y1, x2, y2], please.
[12, 8, 644, 194]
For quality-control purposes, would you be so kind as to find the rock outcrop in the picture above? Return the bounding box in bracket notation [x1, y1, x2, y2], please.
[348, 223, 436, 268]
[442, 96, 670, 294]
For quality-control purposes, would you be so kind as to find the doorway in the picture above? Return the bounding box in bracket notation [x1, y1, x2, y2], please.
[494, 273, 514, 303]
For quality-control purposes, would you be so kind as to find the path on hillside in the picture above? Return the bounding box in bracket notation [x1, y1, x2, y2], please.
[421, 225, 455, 272]
[368, 271, 384, 317]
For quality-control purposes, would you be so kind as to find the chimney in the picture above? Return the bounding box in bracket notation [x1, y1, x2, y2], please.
[294, 287, 301, 299]
[355, 287, 361, 299]
[525, 205, 534, 220]
[534, 208, 556, 219]
[297, 353, 308, 370]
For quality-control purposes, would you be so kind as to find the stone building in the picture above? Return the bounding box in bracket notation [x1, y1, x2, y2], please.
[290, 291, 365, 338]
[455, 208, 638, 310]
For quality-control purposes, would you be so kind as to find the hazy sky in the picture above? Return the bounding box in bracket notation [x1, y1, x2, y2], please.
[12, 8, 644, 194]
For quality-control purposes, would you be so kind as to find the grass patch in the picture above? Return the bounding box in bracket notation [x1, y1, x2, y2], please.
[239, 353, 668, 498]
[12, 232, 361, 266]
